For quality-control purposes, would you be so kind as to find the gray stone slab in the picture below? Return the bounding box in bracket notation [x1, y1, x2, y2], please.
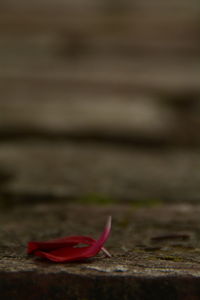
[1, 204, 200, 299]
[0, 95, 200, 146]
[0, 97, 174, 141]
[0, 142, 200, 203]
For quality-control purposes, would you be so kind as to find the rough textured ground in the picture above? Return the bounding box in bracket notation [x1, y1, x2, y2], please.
[1, 203, 200, 300]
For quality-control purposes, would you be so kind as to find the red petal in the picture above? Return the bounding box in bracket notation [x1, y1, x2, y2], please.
[34, 246, 92, 262]
[82, 216, 112, 257]
[28, 236, 95, 254]
[28, 216, 112, 262]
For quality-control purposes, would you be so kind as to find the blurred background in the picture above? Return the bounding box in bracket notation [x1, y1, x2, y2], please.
[0, 0, 200, 205]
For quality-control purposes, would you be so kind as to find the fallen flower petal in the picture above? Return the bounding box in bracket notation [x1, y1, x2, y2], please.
[27, 216, 112, 262]
[28, 236, 96, 254]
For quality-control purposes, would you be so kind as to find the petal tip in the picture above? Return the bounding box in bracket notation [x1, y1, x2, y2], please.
[106, 216, 112, 230]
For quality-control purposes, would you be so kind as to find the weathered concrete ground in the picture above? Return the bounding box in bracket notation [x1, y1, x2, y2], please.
[1, 203, 200, 299]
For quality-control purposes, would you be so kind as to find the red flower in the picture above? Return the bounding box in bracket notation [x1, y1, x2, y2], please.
[27, 216, 112, 262]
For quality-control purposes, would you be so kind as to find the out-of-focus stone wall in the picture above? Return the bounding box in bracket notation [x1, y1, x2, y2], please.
[0, 0, 200, 145]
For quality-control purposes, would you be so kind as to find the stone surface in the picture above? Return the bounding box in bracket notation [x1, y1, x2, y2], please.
[0, 142, 200, 203]
[1, 0, 200, 147]
[1, 68, 200, 146]
[1, 0, 199, 55]
[1, 203, 200, 299]
[0, 0, 200, 148]
[0, 97, 174, 141]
